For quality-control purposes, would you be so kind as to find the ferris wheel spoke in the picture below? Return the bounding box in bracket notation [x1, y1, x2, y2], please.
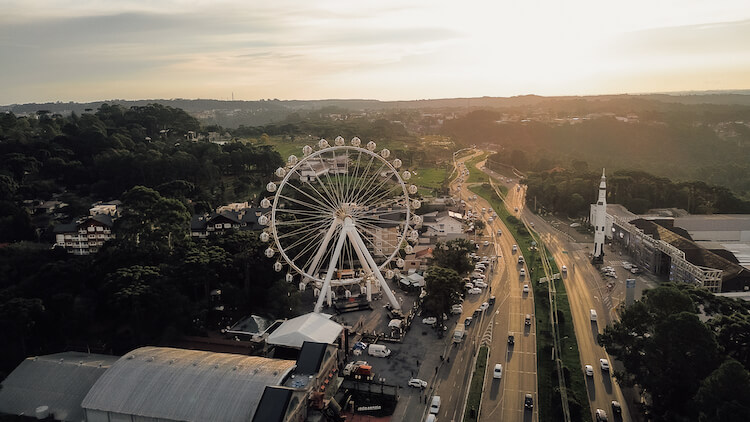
[274, 214, 333, 227]
[276, 219, 331, 241]
[289, 228, 331, 265]
[299, 221, 341, 279]
[306, 158, 343, 209]
[282, 181, 336, 213]
[359, 183, 404, 210]
[329, 148, 348, 206]
[273, 204, 330, 219]
[351, 159, 390, 207]
[348, 152, 379, 205]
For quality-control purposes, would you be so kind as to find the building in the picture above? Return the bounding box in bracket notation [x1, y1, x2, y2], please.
[191, 204, 268, 238]
[421, 211, 465, 241]
[266, 312, 344, 350]
[54, 214, 114, 255]
[594, 204, 750, 293]
[0, 352, 118, 421]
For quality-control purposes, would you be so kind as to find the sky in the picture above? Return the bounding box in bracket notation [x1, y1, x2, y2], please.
[2, 0, 750, 104]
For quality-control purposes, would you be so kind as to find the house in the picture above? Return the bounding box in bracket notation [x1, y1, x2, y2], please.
[421, 211, 465, 241]
[54, 214, 114, 255]
[191, 204, 268, 238]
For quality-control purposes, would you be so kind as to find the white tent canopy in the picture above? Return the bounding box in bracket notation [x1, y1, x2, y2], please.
[266, 312, 343, 349]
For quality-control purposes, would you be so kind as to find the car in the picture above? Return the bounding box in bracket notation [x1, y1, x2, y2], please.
[465, 282, 474, 289]
[429, 396, 441, 414]
[595, 408, 608, 421]
[493, 364, 503, 379]
[473, 308, 481, 317]
[489, 295, 496, 305]
[475, 263, 486, 269]
[474, 280, 488, 289]
[468, 287, 482, 295]
[514, 207, 519, 212]
[561, 265, 567, 272]
[611, 401, 622, 414]
[512, 244, 518, 252]
[600, 359, 610, 371]
[408, 378, 428, 388]
[488, 217, 493, 222]
[422, 317, 437, 325]
[464, 316, 472, 326]
[585, 365, 594, 376]
[519, 268, 526, 277]
[497, 229, 503, 236]
[483, 240, 490, 246]
[525, 314, 531, 325]
[480, 302, 489, 311]
[508, 333, 515, 344]
[529, 222, 534, 227]
[524, 393, 534, 409]
[523, 284, 529, 293]
[518, 256, 525, 264]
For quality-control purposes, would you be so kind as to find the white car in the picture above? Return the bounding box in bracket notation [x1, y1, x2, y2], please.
[468, 287, 482, 295]
[465, 282, 474, 289]
[422, 317, 437, 325]
[585, 365, 594, 377]
[493, 364, 503, 379]
[561, 265, 567, 272]
[525, 314, 531, 325]
[483, 240, 490, 246]
[474, 280, 488, 289]
[512, 245, 518, 252]
[480, 302, 489, 311]
[523, 284, 529, 293]
[519, 268, 526, 277]
[600, 359, 610, 371]
[408, 378, 428, 388]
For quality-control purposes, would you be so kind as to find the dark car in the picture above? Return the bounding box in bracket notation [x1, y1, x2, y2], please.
[524, 393, 533, 409]
[611, 401, 621, 414]
[508, 333, 515, 345]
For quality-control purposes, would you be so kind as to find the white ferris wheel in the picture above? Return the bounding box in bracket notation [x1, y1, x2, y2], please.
[259, 136, 423, 313]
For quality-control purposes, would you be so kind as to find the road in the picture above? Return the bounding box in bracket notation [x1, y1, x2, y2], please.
[431, 152, 538, 422]
[497, 167, 632, 422]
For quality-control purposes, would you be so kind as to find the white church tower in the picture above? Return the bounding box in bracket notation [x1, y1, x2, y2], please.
[592, 169, 607, 263]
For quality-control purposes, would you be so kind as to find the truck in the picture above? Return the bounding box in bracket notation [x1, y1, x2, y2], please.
[453, 323, 466, 343]
[343, 361, 373, 378]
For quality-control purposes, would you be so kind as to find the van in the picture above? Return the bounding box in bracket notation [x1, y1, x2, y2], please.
[367, 344, 391, 358]
[430, 396, 441, 414]
[590, 309, 598, 321]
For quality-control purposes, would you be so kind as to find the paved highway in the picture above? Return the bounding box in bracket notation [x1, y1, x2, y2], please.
[499, 169, 631, 422]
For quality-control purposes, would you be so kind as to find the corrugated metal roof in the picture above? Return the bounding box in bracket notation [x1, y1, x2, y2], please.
[0, 352, 117, 421]
[81, 347, 295, 422]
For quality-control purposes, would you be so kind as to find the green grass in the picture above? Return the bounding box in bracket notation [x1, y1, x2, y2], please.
[464, 153, 490, 184]
[463, 345, 489, 422]
[412, 166, 451, 194]
[469, 183, 591, 422]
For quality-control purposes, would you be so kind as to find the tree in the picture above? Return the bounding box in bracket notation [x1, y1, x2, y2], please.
[422, 266, 462, 318]
[431, 239, 474, 275]
[694, 359, 750, 422]
[115, 186, 190, 252]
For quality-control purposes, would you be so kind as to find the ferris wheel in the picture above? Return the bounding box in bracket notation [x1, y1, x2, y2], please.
[259, 136, 423, 312]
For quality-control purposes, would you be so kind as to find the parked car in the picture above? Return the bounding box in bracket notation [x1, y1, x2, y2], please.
[474, 280, 487, 289]
[422, 317, 437, 325]
[468, 287, 482, 295]
[480, 302, 489, 311]
[465, 282, 474, 290]
[408, 378, 428, 388]
[464, 316, 473, 326]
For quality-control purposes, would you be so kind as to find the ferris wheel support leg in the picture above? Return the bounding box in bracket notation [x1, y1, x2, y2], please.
[346, 229, 375, 303]
[350, 226, 401, 311]
[314, 227, 348, 313]
[304, 220, 340, 285]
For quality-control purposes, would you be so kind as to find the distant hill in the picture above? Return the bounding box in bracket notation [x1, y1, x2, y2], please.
[3, 91, 750, 126]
